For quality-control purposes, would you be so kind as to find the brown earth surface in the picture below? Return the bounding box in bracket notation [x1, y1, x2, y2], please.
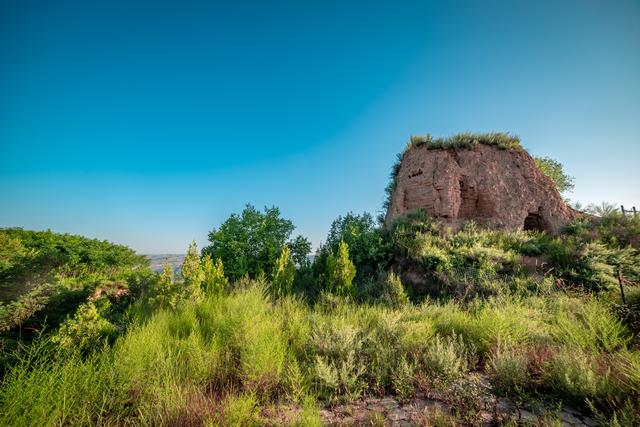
[385, 144, 575, 232]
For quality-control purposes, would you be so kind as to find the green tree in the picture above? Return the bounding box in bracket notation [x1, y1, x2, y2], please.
[288, 235, 312, 267]
[534, 156, 575, 194]
[201, 255, 228, 294]
[272, 245, 296, 298]
[202, 204, 308, 281]
[326, 240, 356, 296]
[182, 241, 203, 286]
[317, 212, 390, 282]
[150, 261, 179, 309]
[182, 241, 204, 300]
[381, 271, 409, 307]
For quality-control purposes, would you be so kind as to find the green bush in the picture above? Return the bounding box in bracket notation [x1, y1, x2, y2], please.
[488, 344, 529, 396]
[421, 334, 471, 383]
[325, 240, 356, 297]
[52, 302, 116, 353]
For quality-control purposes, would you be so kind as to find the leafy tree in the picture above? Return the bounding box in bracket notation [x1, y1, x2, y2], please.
[272, 246, 296, 298]
[326, 240, 356, 296]
[534, 156, 575, 194]
[201, 255, 228, 294]
[288, 235, 312, 267]
[202, 204, 308, 281]
[182, 241, 204, 286]
[181, 241, 204, 300]
[316, 212, 390, 282]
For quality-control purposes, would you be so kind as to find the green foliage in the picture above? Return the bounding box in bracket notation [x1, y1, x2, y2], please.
[2, 207, 639, 425]
[487, 343, 529, 396]
[182, 241, 204, 288]
[421, 334, 472, 383]
[550, 297, 630, 352]
[288, 235, 312, 268]
[0, 228, 152, 365]
[202, 204, 309, 281]
[272, 245, 295, 299]
[325, 240, 356, 297]
[319, 212, 390, 281]
[1, 281, 639, 425]
[534, 156, 575, 194]
[220, 393, 262, 426]
[182, 241, 204, 301]
[149, 261, 180, 309]
[379, 271, 409, 307]
[201, 255, 228, 294]
[52, 302, 116, 353]
[0, 228, 145, 293]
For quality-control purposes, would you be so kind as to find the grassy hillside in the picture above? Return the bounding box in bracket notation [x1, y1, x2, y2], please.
[0, 228, 154, 369]
[0, 210, 639, 425]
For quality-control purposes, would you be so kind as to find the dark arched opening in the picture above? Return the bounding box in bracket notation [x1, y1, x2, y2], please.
[523, 212, 547, 232]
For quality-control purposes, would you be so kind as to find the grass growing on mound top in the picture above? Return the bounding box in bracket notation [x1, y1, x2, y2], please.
[409, 132, 522, 151]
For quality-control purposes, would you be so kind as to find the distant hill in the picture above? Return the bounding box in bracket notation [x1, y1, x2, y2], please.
[144, 254, 185, 274]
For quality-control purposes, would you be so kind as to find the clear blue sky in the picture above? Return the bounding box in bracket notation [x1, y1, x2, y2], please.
[1, 0, 639, 253]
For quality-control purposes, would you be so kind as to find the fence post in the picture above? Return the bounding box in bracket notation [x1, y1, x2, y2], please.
[633, 206, 637, 217]
[620, 205, 625, 214]
[617, 267, 626, 305]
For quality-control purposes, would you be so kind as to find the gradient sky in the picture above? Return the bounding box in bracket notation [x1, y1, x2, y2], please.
[1, 0, 639, 253]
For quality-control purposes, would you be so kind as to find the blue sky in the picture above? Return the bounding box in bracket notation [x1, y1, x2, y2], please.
[1, 0, 639, 253]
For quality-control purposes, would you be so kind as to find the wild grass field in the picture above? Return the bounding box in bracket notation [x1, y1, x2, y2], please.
[1, 202, 639, 426]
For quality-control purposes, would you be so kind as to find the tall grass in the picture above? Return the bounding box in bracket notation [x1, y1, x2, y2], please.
[1, 281, 638, 425]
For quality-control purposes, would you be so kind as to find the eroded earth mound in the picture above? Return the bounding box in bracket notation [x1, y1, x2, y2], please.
[385, 141, 575, 232]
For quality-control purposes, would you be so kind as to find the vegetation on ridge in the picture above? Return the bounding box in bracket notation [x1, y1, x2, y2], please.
[0, 201, 638, 425]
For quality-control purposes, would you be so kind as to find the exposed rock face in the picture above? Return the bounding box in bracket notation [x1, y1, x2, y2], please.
[385, 144, 575, 232]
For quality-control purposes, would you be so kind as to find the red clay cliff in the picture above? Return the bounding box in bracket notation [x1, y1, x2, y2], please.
[385, 143, 575, 232]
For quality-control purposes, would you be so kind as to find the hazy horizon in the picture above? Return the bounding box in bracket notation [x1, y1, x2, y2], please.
[2, 0, 639, 253]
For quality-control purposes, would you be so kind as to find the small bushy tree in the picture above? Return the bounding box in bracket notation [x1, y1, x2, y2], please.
[52, 302, 116, 352]
[320, 212, 389, 280]
[182, 241, 204, 300]
[272, 245, 295, 298]
[534, 156, 575, 194]
[201, 255, 228, 294]
[150, 261, 180, 309]
[326, 240, 356, 296]
[382, 271, 409, 307]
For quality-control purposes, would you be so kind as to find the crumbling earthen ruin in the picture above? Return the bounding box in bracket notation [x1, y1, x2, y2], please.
[384, 141, 575, 232]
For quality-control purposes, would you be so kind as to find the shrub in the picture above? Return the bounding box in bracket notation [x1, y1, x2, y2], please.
[325, 240, 356, 297]
[359, 271, 409, 307]
[392, 356, 415, 401]
[310, 317, 365, 402]
[382, 271, 409, 307]
[488, 344, 529, 396]
[220, 393, 261, 426]
[421, 334, 471, 383]
[546, 349, 604, 406]
[272, 245, 295, 299]
[52, 302, 116, 352]
[201, 255, 228, 294]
